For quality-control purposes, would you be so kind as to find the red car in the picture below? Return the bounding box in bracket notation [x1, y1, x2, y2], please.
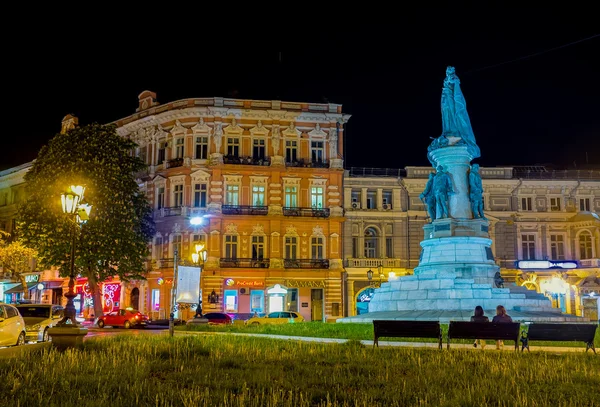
[203, 312, 233, 325]
[97, 309, 149, 328]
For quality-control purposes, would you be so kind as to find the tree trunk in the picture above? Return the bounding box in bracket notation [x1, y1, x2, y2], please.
[87, 272, 104, 323]
[18, 273, 29, 301]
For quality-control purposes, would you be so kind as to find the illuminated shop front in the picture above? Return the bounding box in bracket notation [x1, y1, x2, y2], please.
[74, 279, 122, 318]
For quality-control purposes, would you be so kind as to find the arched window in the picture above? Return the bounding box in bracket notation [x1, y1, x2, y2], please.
[364, 227, 378, 258]
[578, 231, 593, 260]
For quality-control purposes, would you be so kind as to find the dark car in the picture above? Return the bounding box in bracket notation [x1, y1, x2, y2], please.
[203, 312, 233, 325]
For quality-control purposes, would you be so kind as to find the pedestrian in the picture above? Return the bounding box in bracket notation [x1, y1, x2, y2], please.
[470, 305, 489, 349]
[491, 305, 513, 350]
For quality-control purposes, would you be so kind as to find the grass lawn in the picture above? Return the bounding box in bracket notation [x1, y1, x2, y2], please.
[180, 321, 600, 349]
[1, 335, 598, 406]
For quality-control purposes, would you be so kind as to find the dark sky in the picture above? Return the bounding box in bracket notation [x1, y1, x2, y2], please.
[3, 9, 599, 172]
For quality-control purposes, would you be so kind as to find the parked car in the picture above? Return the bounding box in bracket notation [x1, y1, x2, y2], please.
[246, 311, 304, 326]
[97, 308, 149, 328]
[203, 312, 233, 325]
[15, 304, 64, 342]
[0, 303, 27, 347]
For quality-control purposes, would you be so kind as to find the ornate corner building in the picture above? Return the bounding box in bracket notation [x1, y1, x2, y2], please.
[343, 166, 600, 319]
[113, 92, 351, 322]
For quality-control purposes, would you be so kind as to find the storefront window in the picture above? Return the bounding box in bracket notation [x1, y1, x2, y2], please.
[152, 289, 160, 311]
[286, 288, 298, 312]
[250, 290, 264, 313]
[224, 289, 238, 312]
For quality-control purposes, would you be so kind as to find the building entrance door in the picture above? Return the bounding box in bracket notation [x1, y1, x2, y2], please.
[582, 297, 598, 322]
[311, 289, 323, 321]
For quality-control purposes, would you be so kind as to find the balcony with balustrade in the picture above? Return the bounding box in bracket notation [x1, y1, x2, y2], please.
[344, 258, 405, 268]
[283, 259, 329, 269]
[166, 158, 184, 169]
[282, 207, 330, 218]
[219, 258, 270, 268]
[221, 205, 268, 215]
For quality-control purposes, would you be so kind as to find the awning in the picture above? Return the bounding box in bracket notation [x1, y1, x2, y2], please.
[4, 282, 38, 294]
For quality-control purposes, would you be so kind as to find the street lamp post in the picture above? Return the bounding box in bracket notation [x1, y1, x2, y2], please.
[58, 185, 92, 326]
[367, 269, 373, 286]
[192, 243, 208, 318]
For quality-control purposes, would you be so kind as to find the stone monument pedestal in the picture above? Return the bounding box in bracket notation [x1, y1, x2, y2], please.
[48, 326, 88, 350]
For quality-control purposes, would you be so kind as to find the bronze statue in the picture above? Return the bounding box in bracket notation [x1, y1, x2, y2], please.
[420, 173, 436, 221]
[469, 164, 485, 219]
[433, 165, 454, 219]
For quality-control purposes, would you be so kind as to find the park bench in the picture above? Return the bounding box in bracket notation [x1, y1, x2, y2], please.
[447, 321, 521, 350]
[520, 323, 597, 353]
[372, 320, 442, 349]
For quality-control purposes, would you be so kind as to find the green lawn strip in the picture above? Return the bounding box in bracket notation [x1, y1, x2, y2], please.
[1, 335, 597, 407]
[178, 322, 600, 348]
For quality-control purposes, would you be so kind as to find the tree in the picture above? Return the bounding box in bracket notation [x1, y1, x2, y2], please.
[0, 231, 37, 300]
[18, 123, 155, 319]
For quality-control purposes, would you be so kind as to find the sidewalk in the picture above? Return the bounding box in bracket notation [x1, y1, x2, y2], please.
[176, 331, 595, 353]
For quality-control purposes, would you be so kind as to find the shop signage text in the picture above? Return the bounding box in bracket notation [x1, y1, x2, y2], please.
[224, 278, 264, 287]
[25, 274, 40, 283]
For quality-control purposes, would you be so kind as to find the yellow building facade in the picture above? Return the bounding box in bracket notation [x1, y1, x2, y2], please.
[114, 92, 351, 321]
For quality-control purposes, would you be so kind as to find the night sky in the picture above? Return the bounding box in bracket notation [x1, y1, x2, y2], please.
[3, 11, 599, 172]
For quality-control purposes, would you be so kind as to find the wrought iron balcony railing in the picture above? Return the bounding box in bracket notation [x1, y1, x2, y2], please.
[166, 158, 184, 168]
[283, 207, 330, 218]
[219, 258, 270, 268]
[344, 258, 405, 268]
[162, 207, 183, 217]
[283, 259, 329, 269]
[222, 205, 268, 215]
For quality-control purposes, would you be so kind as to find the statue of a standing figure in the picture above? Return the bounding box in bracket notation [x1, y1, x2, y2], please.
[213, 123, 223, 153]
[271, 125, 281, 155]
[429, 66, 481, 161]
[468, 164, 485, 219]
[420, 173, 436, 221]
[433, 165, 454, 219]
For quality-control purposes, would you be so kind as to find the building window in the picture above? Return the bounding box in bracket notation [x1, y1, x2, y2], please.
[227, 137, 240, 157]
[173, 184, 184, 207]
[285, 140, 297, 163]
[579, 232, 593, 260]
[253, 139, 266, 160]
[154, 236, 163, 259]
[386, 237, 393, 258]
[195, 136, 209, 159]
[226, 185, 239, 205]
[382, 190, 392, 208]
[579, 198, 591, 212]
[158, 142, 166, 163]
[285, 236, 297, 259]
[550, 197, 561, 212]
[193, 184, 207, 208]
[191, 234, 206, 248]
[364, 227, 378, 258]
[157, 187, 165, 210]
[311, 236, 324, 259]
[521, 197, 532, 211]
[252, 186, 265, 206]
[137, 146, 147, 164]
[252, 236, 265, 260]
[284, 186, 297, 207]
[311, 141, 324, 162]
[311, 187, 324, 208]
[366, 191, 376, 209]
[174, 138, 184, 159]
[521, 234, 536, 260]
[351, 190, 361, 208]
[550, 235, 565, 260]
[172, 235, 182, 258]
[225, 235, 238, 259]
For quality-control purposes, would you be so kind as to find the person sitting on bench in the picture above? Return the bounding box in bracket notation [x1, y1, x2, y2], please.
[470, 305, 489, 349]
[492, 305, 513, 350]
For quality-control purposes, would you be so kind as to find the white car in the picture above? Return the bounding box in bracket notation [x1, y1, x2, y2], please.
[16, 304, 64, 342]
[0, 303, 26, 347]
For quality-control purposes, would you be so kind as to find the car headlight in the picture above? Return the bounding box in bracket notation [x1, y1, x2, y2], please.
[27, 324, 41, 331]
